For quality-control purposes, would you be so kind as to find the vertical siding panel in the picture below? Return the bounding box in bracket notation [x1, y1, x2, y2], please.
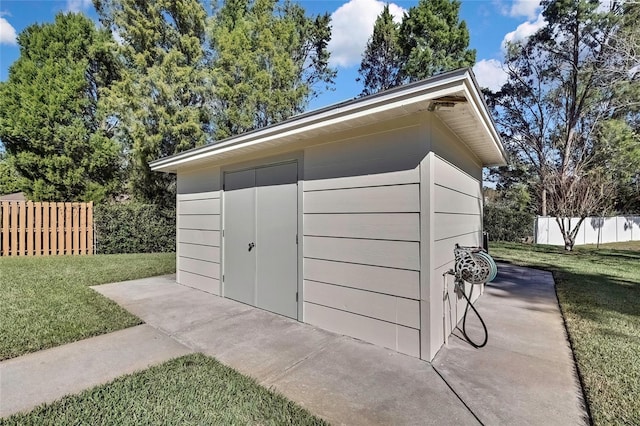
[64, 203, 72, 255]
[34, 202, 42, 256]
[57, 203, 64, 255]
[87, 202, 93, 255]
[79, 203, 87, 255]
[26, 202, 34, 256]
[18, 202, 26, 255]
[50, 203, 57, 256]
[42, 203, 50, 256]
[72, 203, 80, 255]
[1, 202, 9, 256]
[10, 203, 18, 256]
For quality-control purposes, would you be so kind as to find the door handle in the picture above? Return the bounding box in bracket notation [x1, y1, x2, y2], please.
[248, 242, 255, 252]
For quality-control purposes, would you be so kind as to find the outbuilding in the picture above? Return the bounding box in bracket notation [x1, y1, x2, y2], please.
[150, 68, 507, 361]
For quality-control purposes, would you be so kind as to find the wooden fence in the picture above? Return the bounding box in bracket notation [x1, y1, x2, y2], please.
[0, 201, 94, 256]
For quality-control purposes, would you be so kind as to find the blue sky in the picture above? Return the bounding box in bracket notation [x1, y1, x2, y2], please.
[0, 0, 546, 110]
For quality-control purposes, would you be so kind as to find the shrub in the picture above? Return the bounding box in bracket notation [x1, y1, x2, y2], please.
[484, 204, 534, 242]
[94, 202, 175, 254]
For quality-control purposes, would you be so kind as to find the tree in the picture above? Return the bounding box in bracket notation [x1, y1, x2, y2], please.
[597, 1, 640, 213]
[95, 0, 212, 206]
[0, 152, 26, 196]
[357, 5, 403, 96]
[209, 0, 336, 139]
[488, 0, 639, 250]
[398, 0, 475, 82]
[0, 13, 122, 202]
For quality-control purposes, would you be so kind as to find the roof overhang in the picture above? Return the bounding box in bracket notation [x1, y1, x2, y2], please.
[150, 68, 507, 173]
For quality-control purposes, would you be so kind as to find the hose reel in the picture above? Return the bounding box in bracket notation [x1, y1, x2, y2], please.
[453, 244, 497, 285]
[446, 244, 498, 348]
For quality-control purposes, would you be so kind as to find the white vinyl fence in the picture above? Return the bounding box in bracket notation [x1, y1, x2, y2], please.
[535, 216, 640, 246]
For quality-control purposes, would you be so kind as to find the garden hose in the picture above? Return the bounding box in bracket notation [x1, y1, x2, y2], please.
[475, 251, 498, 282]
[458, 282, 488, 348]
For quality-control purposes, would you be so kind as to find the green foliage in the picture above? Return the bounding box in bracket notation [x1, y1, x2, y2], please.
[95, 0, 335, 205]
[486, 162, 536, 213]
[358, 5, 403, 96]
[210, 0, 336, 139]
[0, 13, 122, 202]
[594, 119, 640, 213]
[0, 253, 176, 360]
[3, 354, 327, 425]
[483, 204, 534, 242]
[95, 0, 212, 207]
[398, 0, 475, 82]
[0, 153, 26, 196]
[94, 202, 175, 254]
[357, 0, 475, 94]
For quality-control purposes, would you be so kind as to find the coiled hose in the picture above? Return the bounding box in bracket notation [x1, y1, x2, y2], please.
[457, 282, 488, 348]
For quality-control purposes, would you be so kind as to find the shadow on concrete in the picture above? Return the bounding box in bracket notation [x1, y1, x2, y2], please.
[433, 262, 589, 426]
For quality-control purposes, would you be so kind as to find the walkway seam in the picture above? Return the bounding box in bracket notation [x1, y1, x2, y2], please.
[431, 364, 484, 426]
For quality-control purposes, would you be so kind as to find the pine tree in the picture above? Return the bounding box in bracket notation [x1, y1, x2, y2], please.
[95, 0, 212, 206]
[357, 5, 403, 96]
[399, 0, 475, 81]
[210, 0, 335, 139]
[0, 13, 121, 202]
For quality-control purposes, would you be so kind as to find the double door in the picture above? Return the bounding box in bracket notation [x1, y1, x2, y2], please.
[223, 161, 298, 319]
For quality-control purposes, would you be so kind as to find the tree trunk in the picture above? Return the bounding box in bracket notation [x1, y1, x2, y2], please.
[542, 188, 547, 216]
[564, 236, 574, 251]
[563, 218, 574, 251]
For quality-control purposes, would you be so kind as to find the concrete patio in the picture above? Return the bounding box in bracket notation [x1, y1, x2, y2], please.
[0, 263, 588, 425]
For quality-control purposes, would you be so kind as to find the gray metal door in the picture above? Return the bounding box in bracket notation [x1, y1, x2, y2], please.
[256, 162, 298, 319]
[223, 162, 298, 319]
[223, 168, 256, 306]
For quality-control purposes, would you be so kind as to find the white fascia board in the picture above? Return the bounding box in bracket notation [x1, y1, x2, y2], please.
[152, 85, 463, 173]
[150, 69, 503, 172]
[462, 75, 508, 166]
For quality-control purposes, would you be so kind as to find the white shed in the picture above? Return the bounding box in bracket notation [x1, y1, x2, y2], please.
[150, 68, 507, 361]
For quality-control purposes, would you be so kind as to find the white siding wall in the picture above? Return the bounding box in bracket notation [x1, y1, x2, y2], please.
[176, 166, 222, 294]
[302, 122, 426, 358]
[170, 111, 487, 361]
[424, 115, 484, 360]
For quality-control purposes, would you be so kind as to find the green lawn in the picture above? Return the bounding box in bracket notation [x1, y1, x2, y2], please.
[1, 354, 326, 426]
[490, 241, 640, 425]
[0, 253, 176, 360]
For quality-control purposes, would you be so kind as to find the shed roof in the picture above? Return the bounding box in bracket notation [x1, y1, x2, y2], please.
[150, 68, 507, 173]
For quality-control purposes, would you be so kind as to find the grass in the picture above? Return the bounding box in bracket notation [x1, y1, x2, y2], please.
[490, 241, 640, 425]
[0, 253, 176, 361]
[0, 353, 326, 426]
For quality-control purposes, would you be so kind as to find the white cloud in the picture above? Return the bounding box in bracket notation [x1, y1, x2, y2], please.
[507, 0, 540, 19]
[0, 16, 17, 45]
[502, 13, 546, 49]
[328, 0, 405, 68]
[473, 59, 508, 92]
[66, 0, 92, 13]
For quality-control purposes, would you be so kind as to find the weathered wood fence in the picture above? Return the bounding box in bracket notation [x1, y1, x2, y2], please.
[0, 201, 94, 256]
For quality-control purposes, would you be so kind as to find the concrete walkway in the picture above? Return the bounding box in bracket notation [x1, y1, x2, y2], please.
[1, 266, 588, 425]
[0, 325, 192, 417]
[433, 264, 588, 425]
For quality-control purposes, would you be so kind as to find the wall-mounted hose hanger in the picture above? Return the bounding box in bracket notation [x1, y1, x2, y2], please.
[445, 244, 498, 348]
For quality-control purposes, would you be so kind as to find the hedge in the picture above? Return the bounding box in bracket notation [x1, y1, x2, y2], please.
[484, 204, 534, 242]
[94, 202, 175, 254]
